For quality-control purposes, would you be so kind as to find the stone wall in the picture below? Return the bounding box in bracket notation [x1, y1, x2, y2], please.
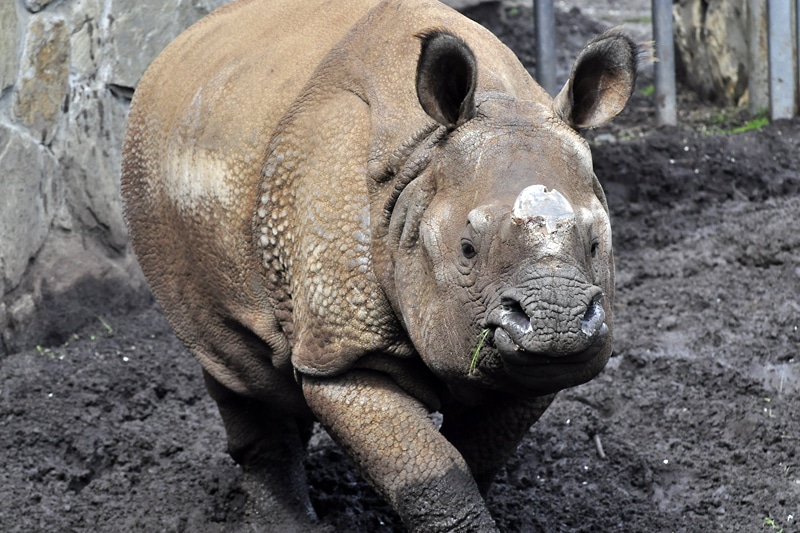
[0, 0, 229, 354]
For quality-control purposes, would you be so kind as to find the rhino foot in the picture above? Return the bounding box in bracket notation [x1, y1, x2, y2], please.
[237, 468, 333, 533]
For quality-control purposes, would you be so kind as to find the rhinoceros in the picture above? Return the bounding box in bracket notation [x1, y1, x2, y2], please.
[121, 0, 637, 530]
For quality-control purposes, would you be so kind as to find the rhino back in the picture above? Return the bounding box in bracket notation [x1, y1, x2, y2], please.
[122, 0, 378, 404]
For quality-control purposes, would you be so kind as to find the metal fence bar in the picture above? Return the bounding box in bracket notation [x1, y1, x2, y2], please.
[768, 0, 796, 119]
[652, 0, 677, 126]
[748, 0, 769, 115]
[535, 0, 800, 121]
[534, 0, 557, 96]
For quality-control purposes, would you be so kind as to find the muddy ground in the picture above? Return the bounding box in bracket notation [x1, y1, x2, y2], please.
[1, 2, 799, 532]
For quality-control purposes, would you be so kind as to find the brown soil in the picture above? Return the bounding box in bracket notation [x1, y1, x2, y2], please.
[1, 3, 798, 532]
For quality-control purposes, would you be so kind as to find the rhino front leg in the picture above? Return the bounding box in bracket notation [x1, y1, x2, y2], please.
[302, 370, 499, 533]
[203, 371, 328, 532]
[440, 394, 556, 494]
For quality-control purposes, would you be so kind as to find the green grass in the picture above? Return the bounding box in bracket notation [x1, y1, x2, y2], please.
[468, 329, 491, 375]
[36, 345, 56, 359]
[96, 314, 114, 335]
[701, 109, 770, 136]
[727, 115, 769, 134]
[36, 319, 113, 359]
[639, 84, 654, 97]
[764, 517, 784, 533]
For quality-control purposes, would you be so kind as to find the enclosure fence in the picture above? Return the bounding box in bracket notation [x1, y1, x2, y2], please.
[533, 0, 800, 124]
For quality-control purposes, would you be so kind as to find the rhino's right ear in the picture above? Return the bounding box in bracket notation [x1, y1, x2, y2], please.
[416, 31, 478, 131]
[553, 29, 638, 130]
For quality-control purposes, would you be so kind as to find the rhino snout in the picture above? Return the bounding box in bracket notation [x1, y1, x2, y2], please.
[488, 287, 608, 365]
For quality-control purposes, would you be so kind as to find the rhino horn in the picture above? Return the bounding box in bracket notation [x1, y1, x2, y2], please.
[511, 185, 575, 234]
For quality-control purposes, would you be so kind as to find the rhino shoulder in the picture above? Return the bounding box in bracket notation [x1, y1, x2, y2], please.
[255, 90, 414, 377]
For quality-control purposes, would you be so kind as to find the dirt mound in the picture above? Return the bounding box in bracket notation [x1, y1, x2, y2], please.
[1, 4, 798, 533]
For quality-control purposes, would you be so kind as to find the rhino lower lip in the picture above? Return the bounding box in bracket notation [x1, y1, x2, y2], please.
[492, 326, 607, 366]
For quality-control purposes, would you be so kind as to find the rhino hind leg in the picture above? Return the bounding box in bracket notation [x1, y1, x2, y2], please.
[202, 371, 327, 532]
[439, 394, 556, 494]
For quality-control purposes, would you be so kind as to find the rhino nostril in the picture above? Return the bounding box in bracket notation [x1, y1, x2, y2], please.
[497, 297, 531, 336]
[500, 298, 527, 319]
[581, 294, 605, 337]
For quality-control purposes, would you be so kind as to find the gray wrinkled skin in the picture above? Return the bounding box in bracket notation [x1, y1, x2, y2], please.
[121, 0, 638, 530]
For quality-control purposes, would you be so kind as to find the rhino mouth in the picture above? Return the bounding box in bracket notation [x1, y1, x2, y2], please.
[493, 322, 609, 389]
[484, 295, 610, 388]
[493, 320, 608, 365]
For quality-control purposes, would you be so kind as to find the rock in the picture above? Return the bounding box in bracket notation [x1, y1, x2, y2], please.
[672, 0, 751, 107]
[593, 133, 618, 144]
[8, 295, 35, 329]
[0, 1, 18, 93]
[1, 233, 150, 353]
[12, 14, 70, 144]
[107, 0, 227, 89]
[0, 125, 58, 289]
[56, 84, 130, 251]
[0, 0, 229, 353]
[24, 0, 57, 13]
[69, 0, 104, 79]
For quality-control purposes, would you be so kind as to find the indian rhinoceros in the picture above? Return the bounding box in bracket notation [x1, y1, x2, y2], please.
[121, 0, 637, 530]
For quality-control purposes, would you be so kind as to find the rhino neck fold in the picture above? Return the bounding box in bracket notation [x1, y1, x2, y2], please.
[366, 123, 447, 327]
[369, 122, 445, 228]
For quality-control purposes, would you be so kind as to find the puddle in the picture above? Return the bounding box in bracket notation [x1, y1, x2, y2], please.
[749, 362, 799, 395]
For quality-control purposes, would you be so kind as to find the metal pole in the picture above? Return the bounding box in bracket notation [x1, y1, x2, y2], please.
[652, 0, 677, 126]
[747, 0, 769, 115]
[767, 0, 796, 119]
[797, 0, 800, 116]
[534, 0, 557, 96]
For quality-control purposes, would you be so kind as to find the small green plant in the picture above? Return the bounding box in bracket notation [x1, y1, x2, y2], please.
[468, 329, 491, 375]
[727, 115, 769, 134]
[639, 84, 654, 97]
[96, 315, 114, 335]
[705, 109, 770, 136]
[507, 7, 519, 16]
[764, 517, 784, 533]
[36, 345, 56, 360]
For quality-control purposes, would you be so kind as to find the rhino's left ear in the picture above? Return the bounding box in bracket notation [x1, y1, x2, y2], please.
[553, 29, 638, 130]
[416, 30, 478, 131]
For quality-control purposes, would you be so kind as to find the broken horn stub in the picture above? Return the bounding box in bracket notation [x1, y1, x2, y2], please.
[511, 185, 575, 230]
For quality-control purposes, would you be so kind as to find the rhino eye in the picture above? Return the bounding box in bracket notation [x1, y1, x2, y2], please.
[590, 241, 599, 258]
[461, 239, 477, 259]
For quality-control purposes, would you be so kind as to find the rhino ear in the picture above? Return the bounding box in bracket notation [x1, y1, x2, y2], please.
[416, 31, 478, 130]
[553, 29, 638, 130]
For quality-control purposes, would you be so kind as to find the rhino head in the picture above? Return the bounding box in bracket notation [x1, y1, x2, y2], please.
[385, 30, 636, 398]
